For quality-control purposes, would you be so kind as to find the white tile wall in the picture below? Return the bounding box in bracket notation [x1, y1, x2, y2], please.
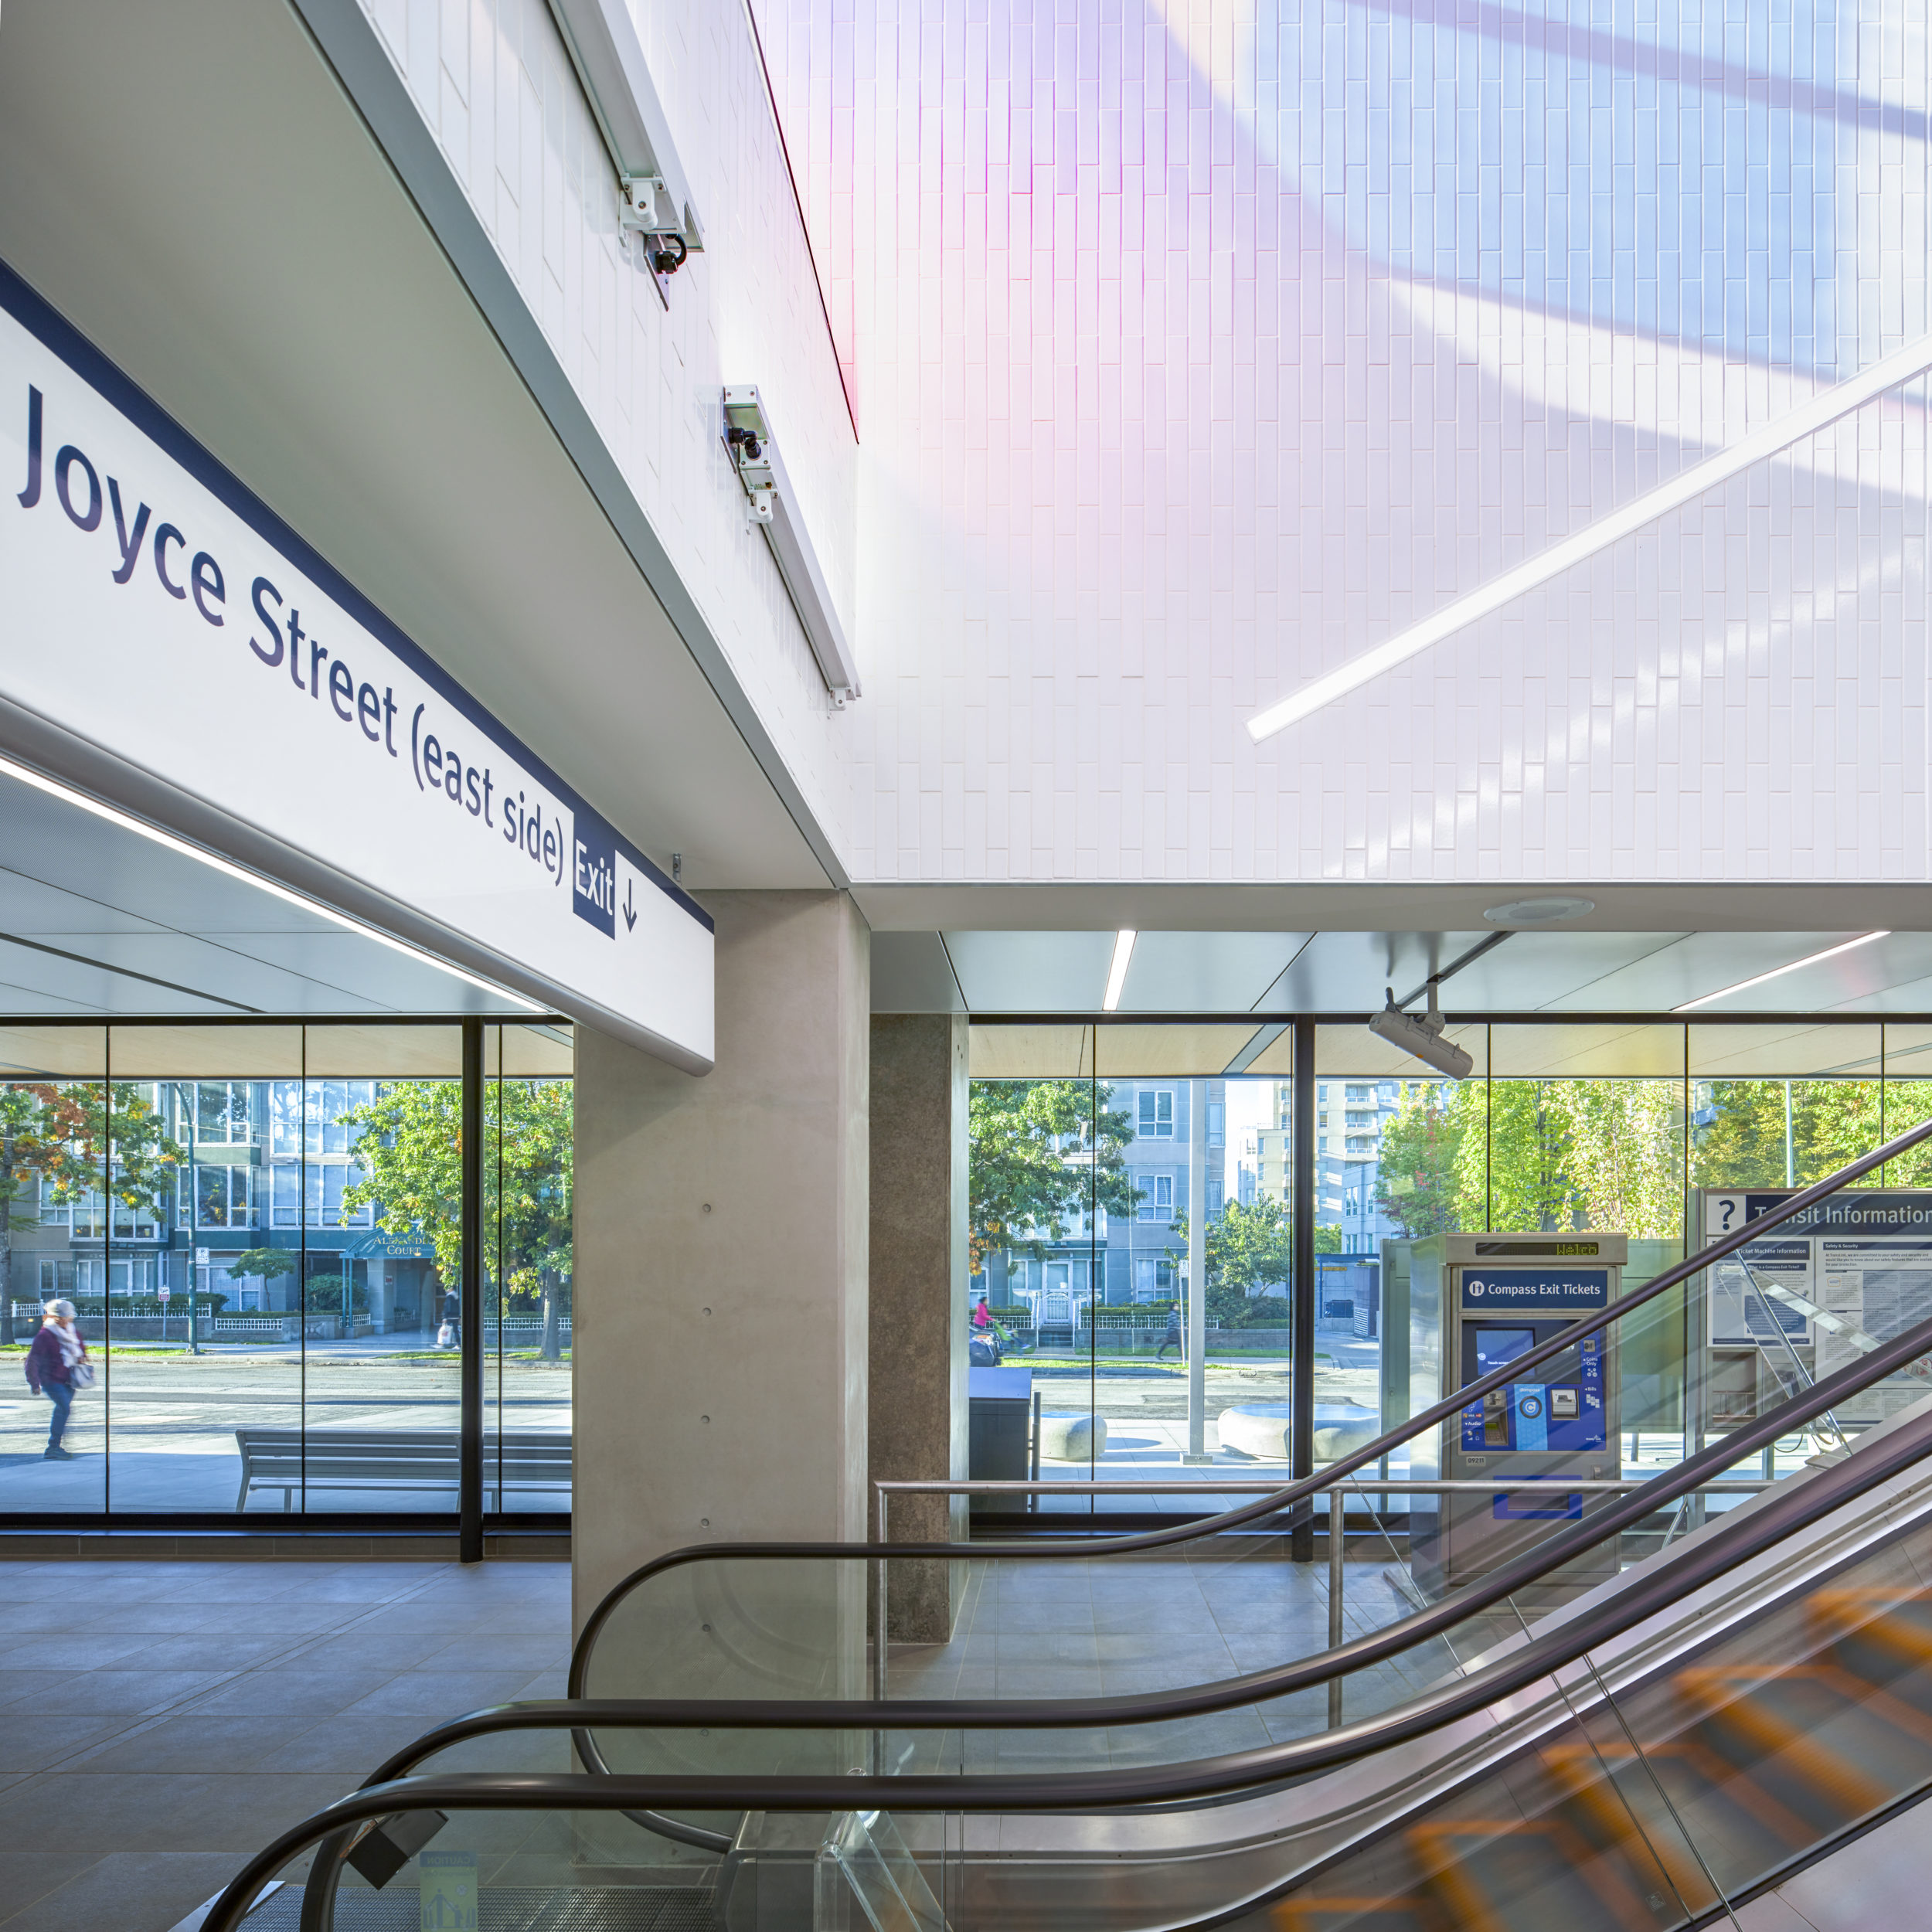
[751, 0, 1932, 887]
[357, 0, 860, 864]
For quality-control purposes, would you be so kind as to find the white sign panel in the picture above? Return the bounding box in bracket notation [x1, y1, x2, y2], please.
[0, 261, 712, 1069]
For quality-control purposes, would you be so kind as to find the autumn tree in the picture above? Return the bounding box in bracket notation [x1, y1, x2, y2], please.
[0, 1082, 181, 1345]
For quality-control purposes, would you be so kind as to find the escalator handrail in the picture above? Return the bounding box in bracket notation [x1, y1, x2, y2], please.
[569, 1113, 1932, 1704]
[354, 1295, 1932, 1784]
[199, 1389, 1932, 1932]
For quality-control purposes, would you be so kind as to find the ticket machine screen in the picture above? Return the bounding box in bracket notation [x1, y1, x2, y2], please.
[1474, 1328, 1534, 1378]
[1460, 1322, 1606, 1455]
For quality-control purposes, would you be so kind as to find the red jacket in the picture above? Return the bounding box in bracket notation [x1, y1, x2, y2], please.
[24, 1326, 82, 1393]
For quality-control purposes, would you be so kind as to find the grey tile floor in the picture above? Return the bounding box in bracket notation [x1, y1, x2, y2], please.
[884, 1536, 1468, 1774]
[0, 1540, 1477, 1930]
[0, 1556, 571, 1932]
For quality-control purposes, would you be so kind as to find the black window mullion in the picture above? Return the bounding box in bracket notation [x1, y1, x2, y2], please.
[459, 1016, 485, 1561]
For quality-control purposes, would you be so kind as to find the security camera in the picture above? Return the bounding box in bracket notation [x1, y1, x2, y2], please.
[1367, 979, 1474, 1080]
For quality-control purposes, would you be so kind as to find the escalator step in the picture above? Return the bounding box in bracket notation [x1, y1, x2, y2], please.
[241, 1886, 723, 1930]
[1671, 1665, 1927, 1818]
[1409, 1819, 1660, 1932]
[1809, 1588, 1932, 1654]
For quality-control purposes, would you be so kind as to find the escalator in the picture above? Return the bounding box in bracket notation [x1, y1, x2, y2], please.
[1268, 1573, 1932, 1928]
[1230, 1421, 1932, 1930]
[200, 1128, 1932, 1932]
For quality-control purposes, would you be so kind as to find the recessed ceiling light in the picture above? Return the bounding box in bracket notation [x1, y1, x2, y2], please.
[1482, 897, 1597, 926]
[1674, 932, 1890, 1013]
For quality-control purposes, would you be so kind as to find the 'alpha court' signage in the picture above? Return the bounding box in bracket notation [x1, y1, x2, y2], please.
[0, 260, 712, 1070]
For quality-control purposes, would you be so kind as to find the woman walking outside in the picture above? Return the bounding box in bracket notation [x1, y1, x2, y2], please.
[25, 1298, 90, 1461]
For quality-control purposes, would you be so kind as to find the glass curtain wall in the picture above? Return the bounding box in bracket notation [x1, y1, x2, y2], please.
[1311, 1020, 1489, 1472]
[107, 1025, 307, 1512]
[484, 1023, 575, 1515]
[298, 1025, 463, 1514]
[0, 1026, 109, 1507]
[971, 1015, 1932, 1522]
[0, 1017, 571, 1521]
[969, 1022, 1300, 1512]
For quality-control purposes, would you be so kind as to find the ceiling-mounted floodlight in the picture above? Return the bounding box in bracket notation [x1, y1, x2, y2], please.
[1368, 980, 1474, 1080]
[544, 0, 704, 292]
[1103, 930, 1137, 1012]
[723, 386, 859, 704]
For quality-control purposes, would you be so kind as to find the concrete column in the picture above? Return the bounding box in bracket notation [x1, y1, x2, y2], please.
[573, 891, 870, 1722]
[869, 1014, 968, 1642]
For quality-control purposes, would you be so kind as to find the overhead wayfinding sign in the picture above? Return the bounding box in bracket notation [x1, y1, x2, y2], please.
[0, 260, 712, 1071]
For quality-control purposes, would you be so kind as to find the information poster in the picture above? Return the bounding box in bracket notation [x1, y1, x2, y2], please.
[1701, 1192, 1932, 1427]
[1706, 1233, 1813, 1349]
[1818, 1240, 1932, 1423]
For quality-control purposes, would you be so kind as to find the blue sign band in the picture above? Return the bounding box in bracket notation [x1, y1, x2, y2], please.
[1461, 1268, 1611, 1310]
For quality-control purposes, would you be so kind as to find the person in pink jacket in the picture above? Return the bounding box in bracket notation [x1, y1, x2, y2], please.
[24, 1299, 88, 1461]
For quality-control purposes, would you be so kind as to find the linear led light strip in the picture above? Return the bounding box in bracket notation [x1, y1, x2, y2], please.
[1673, 931, 1890, 1013]
[0, 752, 542, 1012]
[1247, 332, 1932, 743]
[1104, 930, 1136, 1011]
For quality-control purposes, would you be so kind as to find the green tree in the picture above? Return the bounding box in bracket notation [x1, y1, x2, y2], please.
[1689, 1079, 1927, 1191]
[1463, 1080, 1682, 1238]
[1366, 1076, 1685, 1240]
[0, 1082, 181, 1345]
[968, 1080, 1138, 1278]
[1556, 1080, 1682, 1234]
[1172, 1199, 1341, 1325]
[341, 1078, 574, 1359]
[228, 1247, 301, 1284]
[1372, 1083, 1467, 1236]
[226, 1247, 302, 1316]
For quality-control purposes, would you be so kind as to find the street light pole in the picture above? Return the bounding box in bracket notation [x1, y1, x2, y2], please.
[1184, 1077, 1209, 1464]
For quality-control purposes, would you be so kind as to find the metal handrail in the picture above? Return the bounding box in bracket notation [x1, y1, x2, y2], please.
[266, 1123, 1932, 1923]
[286, 1303, 1932, 1932]
[553, 1115, 1932, 1864]
[198, 1388, 1932, 1932]
[520, 1312, 1932, 1740]
[568, 1111, 1932, 1720]
[876, 1477, 1773, 1495]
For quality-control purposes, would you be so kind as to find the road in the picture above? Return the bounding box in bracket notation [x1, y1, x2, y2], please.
[0, 1344, 572, 1512]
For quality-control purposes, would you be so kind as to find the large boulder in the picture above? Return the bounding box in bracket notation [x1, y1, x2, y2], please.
[1036, 1411, 1109, 1461]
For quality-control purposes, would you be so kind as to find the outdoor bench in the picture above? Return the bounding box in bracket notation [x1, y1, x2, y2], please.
[233, 1427, 571, 1510]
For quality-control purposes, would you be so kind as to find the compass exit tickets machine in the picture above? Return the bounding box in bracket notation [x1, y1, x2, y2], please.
[1408, 1231, 1626, 1603]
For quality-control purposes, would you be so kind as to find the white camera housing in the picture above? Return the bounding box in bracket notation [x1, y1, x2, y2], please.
[1367, 981, 1474, 1080]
